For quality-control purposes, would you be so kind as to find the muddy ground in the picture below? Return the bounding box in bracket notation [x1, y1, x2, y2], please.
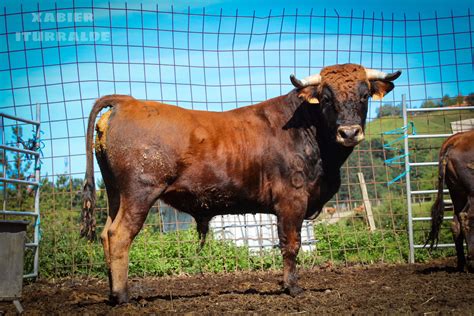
[1, 258, 473, 314]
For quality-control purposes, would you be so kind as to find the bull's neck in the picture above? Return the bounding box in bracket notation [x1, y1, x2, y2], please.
[318, 136, 354, 173]
[314, 114, 355, 174]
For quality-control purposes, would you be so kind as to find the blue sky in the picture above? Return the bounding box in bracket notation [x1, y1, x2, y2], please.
[2, 0, 473, 16]
[0, 0, 473, 180]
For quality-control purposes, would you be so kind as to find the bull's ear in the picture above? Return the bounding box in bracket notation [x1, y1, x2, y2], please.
[297, 86, 320, 104]
[370, 80, 395, 101]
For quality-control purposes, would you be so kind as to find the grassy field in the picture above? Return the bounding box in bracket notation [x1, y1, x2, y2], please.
[365, 110, 474, 141]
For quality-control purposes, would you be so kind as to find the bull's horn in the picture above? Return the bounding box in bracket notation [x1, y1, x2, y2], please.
[290, 73, 322, 88]
[365, 68, 402, 81]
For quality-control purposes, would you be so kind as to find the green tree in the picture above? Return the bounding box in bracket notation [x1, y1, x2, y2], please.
[465, 93, 474, 105]
[376, 103, 402, 118]
[421, 99, 438, 108]
[52, 174, 82, 211]
[441, 94, 456, 107]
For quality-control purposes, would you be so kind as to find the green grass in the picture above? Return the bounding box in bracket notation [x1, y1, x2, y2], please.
[36, 212, 415, 278]
[311, 220, 409, 264]
[32, 197, 457, 278]
[365, 111, 474, 141]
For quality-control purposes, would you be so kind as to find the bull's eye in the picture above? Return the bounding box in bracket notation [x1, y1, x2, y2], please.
[360, 93, 369, 103]
[321, 95, 331, 105]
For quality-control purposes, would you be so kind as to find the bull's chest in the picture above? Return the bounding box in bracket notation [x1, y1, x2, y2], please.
[293, 148, 342, 212]
[289, 155, 318, 187]
[286, 145, 323, 195]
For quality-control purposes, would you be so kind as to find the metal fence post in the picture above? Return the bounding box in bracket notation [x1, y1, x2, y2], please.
[0, 106, 41, 278]
[33, 103, 41, 278]
[402, 94, 415, 264]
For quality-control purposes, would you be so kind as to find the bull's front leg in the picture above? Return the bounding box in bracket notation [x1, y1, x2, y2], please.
[276, 199, 306, 296]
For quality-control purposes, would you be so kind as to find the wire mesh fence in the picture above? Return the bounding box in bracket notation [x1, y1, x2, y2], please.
[0, 3, 473, 278]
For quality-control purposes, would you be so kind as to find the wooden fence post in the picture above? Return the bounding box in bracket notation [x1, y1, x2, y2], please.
[357, 172, 376, 232]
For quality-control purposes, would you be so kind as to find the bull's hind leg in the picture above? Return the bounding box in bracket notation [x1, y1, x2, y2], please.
[107, 193, 160, 304]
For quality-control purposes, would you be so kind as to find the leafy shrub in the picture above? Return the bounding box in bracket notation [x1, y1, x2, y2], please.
[313, 220, 408, 264]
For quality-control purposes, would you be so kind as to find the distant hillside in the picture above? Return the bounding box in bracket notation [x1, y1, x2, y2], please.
[365, 110, 474, 141]
[336, 108, 474, 203]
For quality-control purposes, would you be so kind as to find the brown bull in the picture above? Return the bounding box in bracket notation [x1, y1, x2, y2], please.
[426, 129, 474, 271]
[81, 63, 401, 304]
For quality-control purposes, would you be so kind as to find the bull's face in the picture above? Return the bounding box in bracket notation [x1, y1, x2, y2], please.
[291, 64, 401, 147]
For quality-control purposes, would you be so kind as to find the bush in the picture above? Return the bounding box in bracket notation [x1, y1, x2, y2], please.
[39, 222, 258, 277]
[313, 220, 408, 264]
[37, 208, 416, 278]
[35, 193, 456, 278]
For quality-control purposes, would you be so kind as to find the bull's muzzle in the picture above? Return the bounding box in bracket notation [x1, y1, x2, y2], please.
[336, 125, 365, 147]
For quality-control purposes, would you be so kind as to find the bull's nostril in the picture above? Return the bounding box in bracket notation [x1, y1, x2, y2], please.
[339, 129, 349, 139]
[337, 126, 364, 145]
[339, 128, 356, 139]
[338, 126, 363, 142]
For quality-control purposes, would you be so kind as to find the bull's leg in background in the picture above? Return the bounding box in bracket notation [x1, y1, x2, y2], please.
[451, 214, 466, 271]
[196, 216, 212, 251]
[460, 195, 474, 271]
[276, 198, 306, 296]
[100, 190, 120, 291]
[101, 216, 114, 292]
[449, 189, 468, 271]
[97, 160, 121, 293]
[195, 216, 212, 275]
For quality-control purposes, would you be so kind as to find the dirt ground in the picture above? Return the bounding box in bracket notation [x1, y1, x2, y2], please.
[1, 258, 473, 315]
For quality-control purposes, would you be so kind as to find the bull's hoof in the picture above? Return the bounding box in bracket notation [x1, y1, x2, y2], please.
[456, 264, 466, 272]
[466, 260, 474, 273]
[284, 285, 304, 297]
[456, 260, 466, 272]
[109, 292, 129, 305]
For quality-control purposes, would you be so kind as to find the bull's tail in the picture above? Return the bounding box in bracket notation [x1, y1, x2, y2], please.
[425, 145, 451, 250]
[80, 95, 133, 241]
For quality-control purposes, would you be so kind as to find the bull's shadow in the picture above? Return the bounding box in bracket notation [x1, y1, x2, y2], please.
[416, 259, 462, 275]
[113, 286, 334, 305]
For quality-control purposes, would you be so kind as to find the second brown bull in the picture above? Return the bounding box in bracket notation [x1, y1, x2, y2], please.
[81, 63, 401, 304]
[426, 129, 474, 271]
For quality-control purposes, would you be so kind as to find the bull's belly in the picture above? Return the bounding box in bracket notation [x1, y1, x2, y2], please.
[160, 187, 271, 218]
